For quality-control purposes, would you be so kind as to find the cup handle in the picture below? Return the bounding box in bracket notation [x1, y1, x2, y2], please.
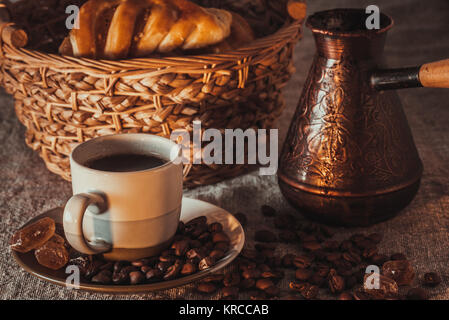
[63, 192, 112, 255]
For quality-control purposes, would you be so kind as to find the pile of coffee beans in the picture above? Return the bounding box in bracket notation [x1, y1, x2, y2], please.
[68, 216, 230, 285]
[194, 205, 442, 300]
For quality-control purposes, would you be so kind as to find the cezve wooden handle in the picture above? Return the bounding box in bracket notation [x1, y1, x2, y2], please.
[0, 1, 27, 48]
[419, 59, 449, 88]
[287, 0, 307, 21]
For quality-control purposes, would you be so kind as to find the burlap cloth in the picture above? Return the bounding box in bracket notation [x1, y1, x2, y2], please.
[1, 0, 448, 300]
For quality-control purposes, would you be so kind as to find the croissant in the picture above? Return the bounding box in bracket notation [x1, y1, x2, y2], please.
[59, 0, 243, 59]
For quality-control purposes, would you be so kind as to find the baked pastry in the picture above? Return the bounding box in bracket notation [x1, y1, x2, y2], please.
[59, 0, 238, 59]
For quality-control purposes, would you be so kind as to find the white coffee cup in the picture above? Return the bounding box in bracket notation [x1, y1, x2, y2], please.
[63, 134, 182, 261]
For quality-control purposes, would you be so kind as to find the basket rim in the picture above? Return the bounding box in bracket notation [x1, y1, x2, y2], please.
[1, 14, 302, 75]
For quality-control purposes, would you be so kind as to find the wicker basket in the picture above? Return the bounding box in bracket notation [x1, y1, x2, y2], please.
[0, 0, 305, 188]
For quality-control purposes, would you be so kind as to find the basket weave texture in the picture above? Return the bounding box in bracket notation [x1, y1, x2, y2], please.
[0, 0, 303, 188]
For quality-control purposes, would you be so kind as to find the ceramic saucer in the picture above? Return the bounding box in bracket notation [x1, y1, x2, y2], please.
[11, 197, 245, 293]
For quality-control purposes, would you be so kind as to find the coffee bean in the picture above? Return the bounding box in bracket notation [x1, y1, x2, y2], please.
[199, 256, 216, 270]
[186, 216, 207, 227]
[209, 249, 226, 260]
[202, 274, 225, 283]
[343, 249, 362, 265]
[295, 268, 312, 281]
[293, 254, 314, 269]
[256, 278, 274, 291]
[186, 248, 206, 260]
[129, 271, 145, 285]
[113, 261, 129, 273]
[164, 261, 183, 280]
[255, 230, 277, 243]
[423, 272, 441, 287]
[171, 239, 190, 256]
[382, 260, 415, 286]
[180, 263, 196, 275]
[234, 213, 247, 227]
[289, 281, 308, 293]
[157, 261, 171, 272]
[91, 269, 112, 284]
[212, 232, 230, 243]
[353, 288, 372, 300]
[222, 286, 239, 298]
[261, 270, 284, 280]
[363, 274, 398, 299]
[131, 258, 154, 267]
[326, 252, 341, 263]
[406, 288, 428, 300]
[261, 205, 276, 217]
[208, 222, 223, 233]
[214, 242, 230, 252]
[301, 284, 319, 300]
[197, 282, 217, 294]
[112, 270, 129, 284]
[328, 269, 345, 294]
[302, 241, 321, 251]
[145, 268, 163, 281]
[338, 292, 354, 300]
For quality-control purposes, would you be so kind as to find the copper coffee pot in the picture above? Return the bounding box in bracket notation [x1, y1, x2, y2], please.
[278, 9, 449, 227]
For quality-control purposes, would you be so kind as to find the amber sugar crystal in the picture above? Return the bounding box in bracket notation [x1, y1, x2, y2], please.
[9, 217, 56, 253]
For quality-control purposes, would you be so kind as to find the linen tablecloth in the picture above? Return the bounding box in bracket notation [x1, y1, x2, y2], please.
[1, 0, 448, 299]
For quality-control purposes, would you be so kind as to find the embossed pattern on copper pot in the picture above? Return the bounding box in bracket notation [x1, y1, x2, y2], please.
[279, 9, 429, 227]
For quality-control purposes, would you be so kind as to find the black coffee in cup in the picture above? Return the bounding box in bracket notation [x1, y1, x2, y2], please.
[85, 153, 166, 172]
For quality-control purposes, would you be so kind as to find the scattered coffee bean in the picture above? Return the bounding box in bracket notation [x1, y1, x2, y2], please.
[199, 257, 216, 271]
[338, 292, 354, 300]
[328, 269, 345, 294]
[423, 272, 441, 287]
[363, 274, 398, 299]
[293, 254, 314, 269]
[197, 282, 217, 294]
[256, 278, 274, 291]
[91, 269, 112, 284]
[129, 271, 145, 285]
[382, 260, 415, 286]
[222, 286, 239, 298]
[295, 268, 312, 281]
[301, 284, 319, 300]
